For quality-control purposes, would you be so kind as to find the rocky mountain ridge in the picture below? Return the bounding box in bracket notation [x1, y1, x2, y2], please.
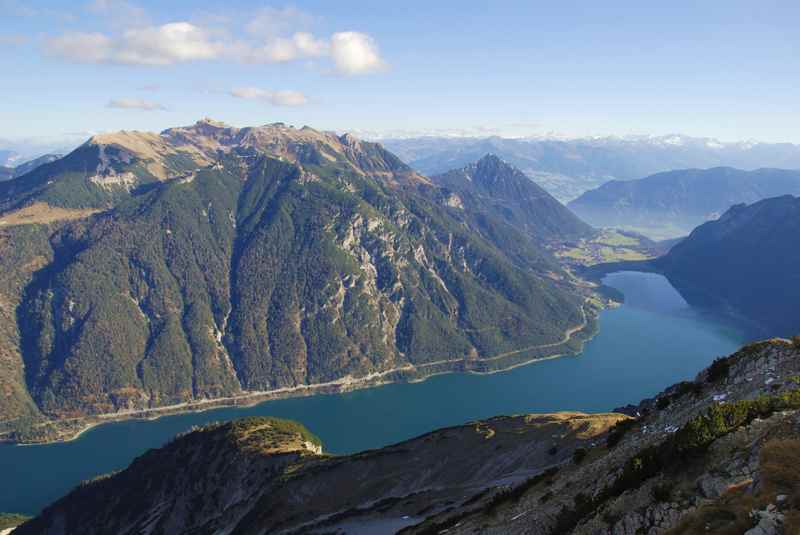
[0, 119, 427, 216]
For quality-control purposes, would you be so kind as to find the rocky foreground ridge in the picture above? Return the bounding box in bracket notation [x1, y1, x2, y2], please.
[13, 337, 800, 534]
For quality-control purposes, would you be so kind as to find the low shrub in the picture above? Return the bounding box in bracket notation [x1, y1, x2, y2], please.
[651, 481, 675, 503]
[606, 418, 637, 448]
[562, 391, 800, 531]
[706, 357, 730, 383]
[759, 438, 800, 505]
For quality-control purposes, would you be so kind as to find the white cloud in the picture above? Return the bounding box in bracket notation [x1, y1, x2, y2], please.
[116, 23, 220, 65]
[330, 32, 387, 75]
[46, 32, 116, 63]
[106, 98, 166, 110]
[45, 23, 222, 65]
[230, 87, 308, 107]
[245, 31, 328, 63]
[292, 32, 328, 57]
[42, 5, 387, 76]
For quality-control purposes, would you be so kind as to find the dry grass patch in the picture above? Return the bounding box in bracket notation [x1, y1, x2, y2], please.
[0, 203, 100, 227]
[760, 438, 800, 508]
[667, 485, 755, 535]
[668, 438, 800, 534]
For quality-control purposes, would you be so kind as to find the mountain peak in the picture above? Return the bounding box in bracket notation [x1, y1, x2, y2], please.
[339, 132, 361, 146]
[477, 153, 504, 164]
[474, 153, 508, 169]
[196, 117, 230, 128]
[469, 153, 528, 187]
[2, 119, 432, 216]
[430, 156, 594, 242]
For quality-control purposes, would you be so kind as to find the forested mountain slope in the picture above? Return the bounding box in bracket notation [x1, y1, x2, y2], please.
[0, 120, 594, 443]
[653, 194, 800, 337]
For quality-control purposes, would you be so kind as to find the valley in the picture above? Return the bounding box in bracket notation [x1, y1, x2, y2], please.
[3, 5, 798, 534]
[551, 229, 665, 268]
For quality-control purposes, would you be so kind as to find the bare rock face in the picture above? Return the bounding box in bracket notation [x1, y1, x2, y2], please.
[745, 508, 784, 535]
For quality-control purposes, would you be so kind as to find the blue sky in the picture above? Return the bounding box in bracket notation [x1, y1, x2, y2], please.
[1, 0, 799, 144]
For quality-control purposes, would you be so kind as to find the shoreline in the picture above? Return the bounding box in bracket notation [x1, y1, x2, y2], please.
[5, 304, 601, 447]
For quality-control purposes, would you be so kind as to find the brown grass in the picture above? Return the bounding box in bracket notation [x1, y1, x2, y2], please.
[0, 202, 100, 227]
[666, 485, 755, 535]
[760, 439, 800, 507]
[667, 438, 800, 534]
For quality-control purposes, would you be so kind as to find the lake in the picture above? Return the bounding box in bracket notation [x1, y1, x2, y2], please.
[0, 271, 746, 515]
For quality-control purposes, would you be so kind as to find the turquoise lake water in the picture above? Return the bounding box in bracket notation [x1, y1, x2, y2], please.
[0, 271, 747, 515]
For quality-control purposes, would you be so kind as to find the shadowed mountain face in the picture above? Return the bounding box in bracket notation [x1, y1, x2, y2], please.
[431, 154, 594, 243]
[16, 339, 800, 535]
[652, 195, 800, 337]
[568, 167, 800, 239]
[0, 120, 591, 442]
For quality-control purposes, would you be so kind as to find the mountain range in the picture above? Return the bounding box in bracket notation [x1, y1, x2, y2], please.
[0, 154, 62, 183]
[0, 119, 596, 443]
[568, 167, 800, 238]
[382, 135, 800, 202]
[16, 337, 800, 534]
